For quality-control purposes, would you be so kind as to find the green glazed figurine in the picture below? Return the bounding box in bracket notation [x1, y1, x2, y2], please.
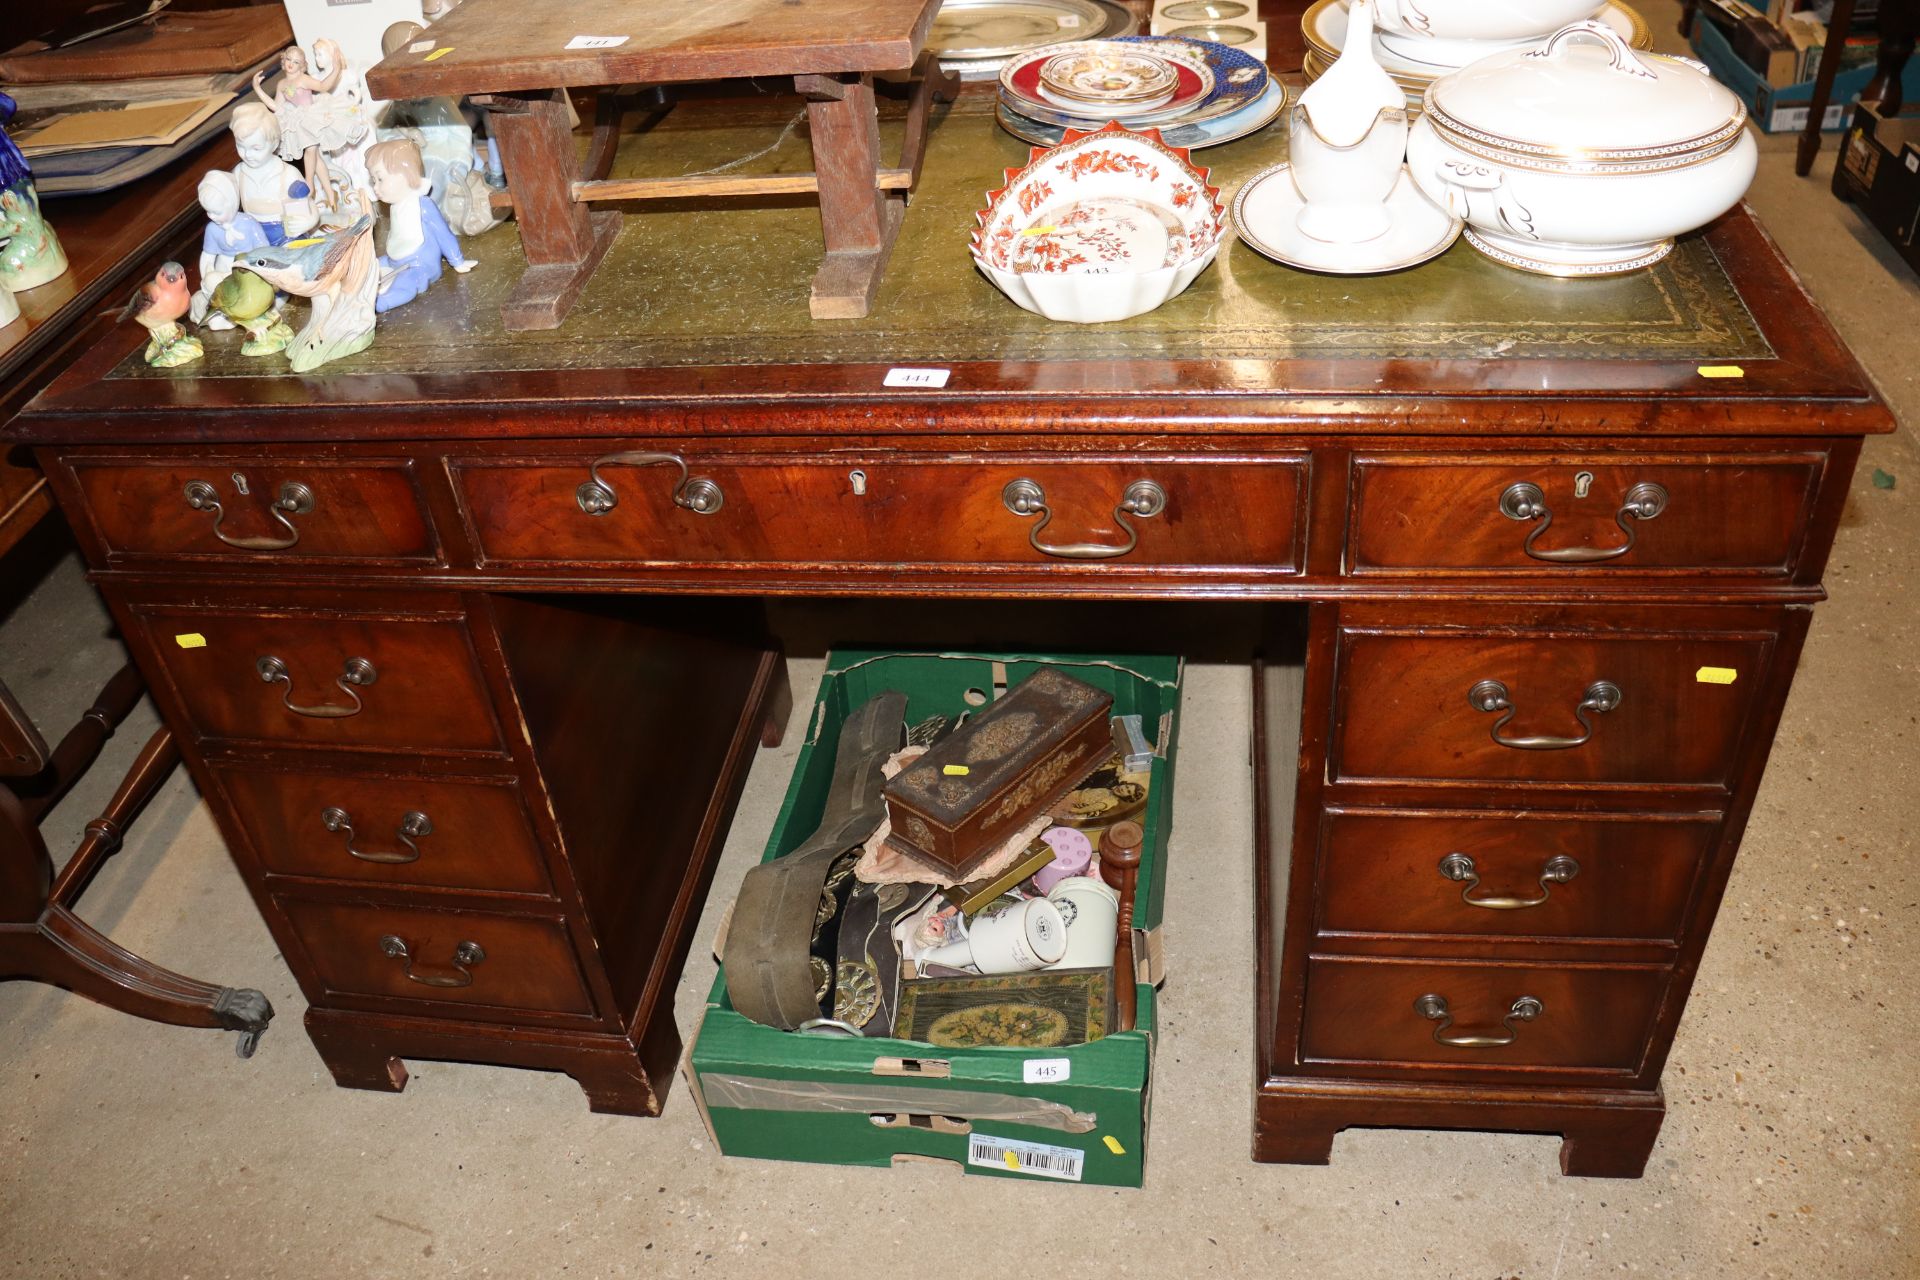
[1, 91, 70, 293]
[209, 268, 295, 356]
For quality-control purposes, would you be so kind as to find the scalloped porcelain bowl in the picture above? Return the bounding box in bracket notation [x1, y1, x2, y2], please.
[970, 122, 1226, 323]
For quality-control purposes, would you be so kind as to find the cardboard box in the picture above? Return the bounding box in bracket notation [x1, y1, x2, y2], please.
[690, 649, 1183, 1187]
[1691, 15, 1920, 132]
[1833, 103, 1920, 275]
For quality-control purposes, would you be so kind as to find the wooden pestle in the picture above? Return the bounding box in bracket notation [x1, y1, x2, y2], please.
[1101, 820, 1144, 1032]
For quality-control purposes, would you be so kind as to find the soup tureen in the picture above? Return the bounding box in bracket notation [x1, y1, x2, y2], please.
[1406, 20, 1757, 277]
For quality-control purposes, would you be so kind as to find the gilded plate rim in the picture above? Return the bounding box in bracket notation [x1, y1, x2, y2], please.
[928, 0, 1113, 61]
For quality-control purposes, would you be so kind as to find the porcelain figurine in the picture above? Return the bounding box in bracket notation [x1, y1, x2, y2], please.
[0, 92, 69, 293]
[237, 216, 378, 372]
[121, 263, 203, 368]
[1287, 0, 1407, 244]
[0, 280, 19, 330]
[191, 171, 273, 329]
[367, 138, 475, 314]
[253, 39, 373, 214]
[375, 21, 501, 236]
[229, 103, 312, 246]
[207, 267, 294, 356]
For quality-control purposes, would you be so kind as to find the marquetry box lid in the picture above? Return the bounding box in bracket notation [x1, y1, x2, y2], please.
[883, 666, 1113, 878]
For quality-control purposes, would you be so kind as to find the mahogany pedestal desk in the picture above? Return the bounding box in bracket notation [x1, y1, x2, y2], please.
[8, 99, 1895, 1168]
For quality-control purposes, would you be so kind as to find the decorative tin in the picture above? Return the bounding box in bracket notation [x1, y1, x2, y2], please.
[883, 667, 1114, 878]
[893, 968, 1116, 1047]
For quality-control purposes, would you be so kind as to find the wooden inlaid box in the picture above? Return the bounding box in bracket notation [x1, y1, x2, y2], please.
[883, 667, 1113, 877]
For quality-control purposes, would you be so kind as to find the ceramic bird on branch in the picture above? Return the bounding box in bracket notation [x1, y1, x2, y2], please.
[121, 262, 203, 368]
[238, 216, 378, 372]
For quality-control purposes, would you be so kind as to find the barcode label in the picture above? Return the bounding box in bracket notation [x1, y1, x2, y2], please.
[967, 1134, 1085, 1181]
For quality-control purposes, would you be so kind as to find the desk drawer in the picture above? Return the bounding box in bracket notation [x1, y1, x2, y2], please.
[452, 451, 1307, 571]
[64, 456, 435, 563]
[276, 897, 595, 1020]
[131, 603, 504, 755]
[1333, 625, 1773, 789]
[214, 764, 552, 896]
[1302, 957, 1666, 1075]
[1347, 454, 1823, 576]
[1318, 811, 1716, 944]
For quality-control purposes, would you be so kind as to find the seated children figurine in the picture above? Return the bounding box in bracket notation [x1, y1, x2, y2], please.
[191, 172, 271, 328]
[367, 138, 475, 314]
[230, 103, 311, 246]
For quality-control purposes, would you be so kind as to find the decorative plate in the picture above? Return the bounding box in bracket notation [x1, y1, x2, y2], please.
[940, 0, 1138, 81]
[1038, 46, 1180, 105]
[1114, 34, 1269, 125]
[1000, 39, 1214, 122]
[997, 73, 1285, 150]
[928, 0, 1111, 61]
[1162, 0, 1252, 17]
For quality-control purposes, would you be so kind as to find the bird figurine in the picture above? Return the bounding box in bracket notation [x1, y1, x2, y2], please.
[205, 266, 292, 357]
[235, 215, 378, 372]
[120, 261, 202, 367]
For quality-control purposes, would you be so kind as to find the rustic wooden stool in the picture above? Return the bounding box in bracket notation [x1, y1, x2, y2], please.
[1, 668, 273, 1057]
[366, 0, 957, 329]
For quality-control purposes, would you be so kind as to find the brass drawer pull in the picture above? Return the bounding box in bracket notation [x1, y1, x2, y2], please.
[1500, 480, 1667, 564]
[255, 655, 377, 718]
[576, 451, 724, 516]
[379, 935, 485, 988]
[1414, 993, 1543, 1049]
[183, 479, 316, 551]
[321, 806, 432, 864]
[1468, 678, 1620, 751]
[1438, 852, 1579, 910]
[1001, 477, 1166, 560]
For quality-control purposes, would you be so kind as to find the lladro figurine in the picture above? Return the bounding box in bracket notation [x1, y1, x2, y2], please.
[0, 91, 69, 293]
[191, 171, 271, 329]
[366, 138, 475, 313]
[230, 103, 312, 246]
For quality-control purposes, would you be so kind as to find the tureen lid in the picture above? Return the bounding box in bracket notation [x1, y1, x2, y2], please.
[1424, 21, 1746, 171]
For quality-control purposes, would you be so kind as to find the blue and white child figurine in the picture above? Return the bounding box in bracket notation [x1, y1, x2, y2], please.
[367, 137, 475, 313]
[190, 171, 271, 328]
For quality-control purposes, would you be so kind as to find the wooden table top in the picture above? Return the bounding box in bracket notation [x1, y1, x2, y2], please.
[9, 94, 1894, 443]
[366, 0, 943, 99]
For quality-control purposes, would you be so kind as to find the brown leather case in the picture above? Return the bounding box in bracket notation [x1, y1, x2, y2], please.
[882, 668, 1113, 879]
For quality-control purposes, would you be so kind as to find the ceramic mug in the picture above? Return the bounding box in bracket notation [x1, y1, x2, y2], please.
[1046, 876, 1120, 970]
[919, 897, 1067, 974]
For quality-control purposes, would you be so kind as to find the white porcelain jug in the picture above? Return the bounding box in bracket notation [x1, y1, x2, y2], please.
[1288, 0, 1409, 243]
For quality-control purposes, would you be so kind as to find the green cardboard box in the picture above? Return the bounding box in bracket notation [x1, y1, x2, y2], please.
[690, 650, 1182, 1187]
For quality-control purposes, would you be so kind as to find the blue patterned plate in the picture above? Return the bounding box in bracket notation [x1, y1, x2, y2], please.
[997, 75, 1285, 150]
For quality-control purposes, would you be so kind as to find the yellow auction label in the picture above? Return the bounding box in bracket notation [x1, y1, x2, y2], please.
[1103, 1135, 1127, 1155]
[1004, 1151, 1020, 1170]
[174, 633, 207, 649]
[943, 765, 970, 776]
[1697, 365, 1745, 378]
[1696, 666, 1738, 685]
[424, 46, 455, 61]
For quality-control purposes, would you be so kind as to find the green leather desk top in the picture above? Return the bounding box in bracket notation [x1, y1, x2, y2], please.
[16, 88, 1890, 439]
[112, 95, 1769, 382]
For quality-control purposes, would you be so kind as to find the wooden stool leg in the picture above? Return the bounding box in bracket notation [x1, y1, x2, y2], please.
[799, 72, 905, 320]
[483, 88, 621, 331]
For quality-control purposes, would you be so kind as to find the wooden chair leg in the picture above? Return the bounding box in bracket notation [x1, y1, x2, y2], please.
[1799, 0, 1861, 176]
[798, 71, 905, 320]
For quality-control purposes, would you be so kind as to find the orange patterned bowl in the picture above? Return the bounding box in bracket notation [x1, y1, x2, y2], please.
[969, 121, 1226, 323]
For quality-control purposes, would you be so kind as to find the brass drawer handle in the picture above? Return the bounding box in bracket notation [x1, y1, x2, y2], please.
[1468, 678, 1620, 751]
[575, 451, 723, 516]
[255, 655, 377, 718]
[1002, 477, 1166, 560]
[183, 479, 316, 551]
[1415, 993, 1543, 1049]
[379, 935, 485, 988]
[1500, 480, 1667, 564]
[1438, 852, 1579, 910]
[321, 806, 432, 864]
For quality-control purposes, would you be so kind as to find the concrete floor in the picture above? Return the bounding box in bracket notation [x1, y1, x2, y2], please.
[3, 9, 1916, 1277]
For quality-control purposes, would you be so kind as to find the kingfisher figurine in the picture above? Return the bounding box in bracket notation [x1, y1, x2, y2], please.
[121, 262, 203, 368]
[236, 216, 378, 372]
